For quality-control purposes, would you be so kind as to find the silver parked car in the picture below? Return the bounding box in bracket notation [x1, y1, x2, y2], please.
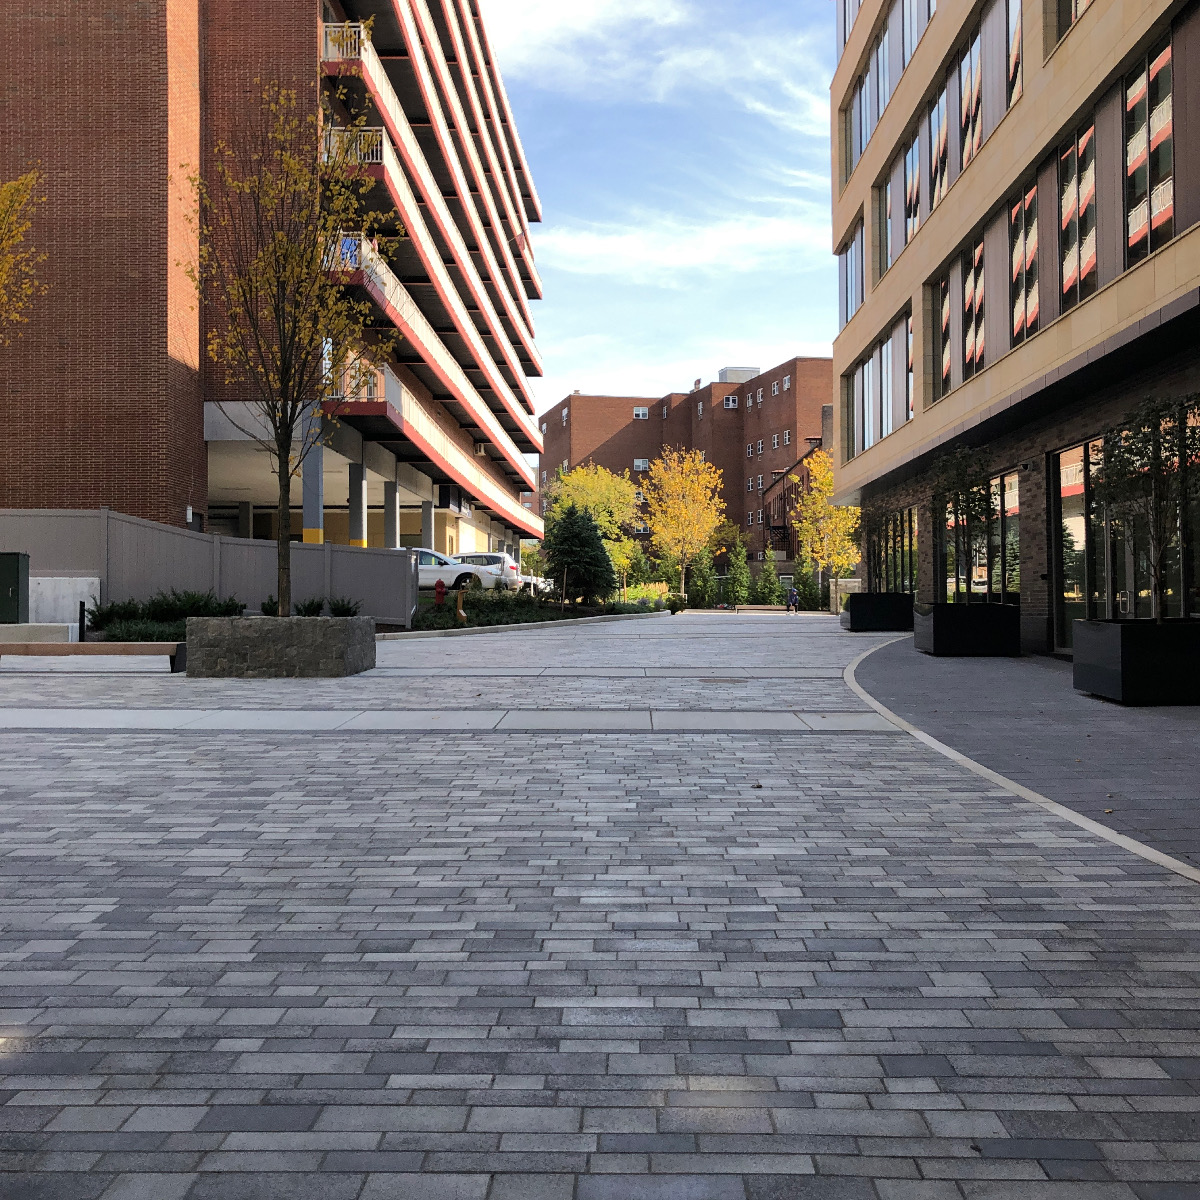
[415, 549, 494, 591]
[454, 552, 521, 591]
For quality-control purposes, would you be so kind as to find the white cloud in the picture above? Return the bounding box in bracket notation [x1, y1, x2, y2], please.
[479, 0, 829, 137]
[479, 0, 687, 77]
[534, 207, 831, 288]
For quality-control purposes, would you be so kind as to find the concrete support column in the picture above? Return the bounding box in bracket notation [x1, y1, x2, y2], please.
[420, 500, 434, 549]
[349, 462, 368, 548]
[383, 481, 400, 549]
[302, 444, 324, 545]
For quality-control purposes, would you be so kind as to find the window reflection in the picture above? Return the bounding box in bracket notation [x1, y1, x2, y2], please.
[941, 471, 1020, 604]
[866, 507, 919, 594]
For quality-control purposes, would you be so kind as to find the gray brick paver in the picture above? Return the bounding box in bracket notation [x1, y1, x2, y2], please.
[0, 615, 1197, 1197]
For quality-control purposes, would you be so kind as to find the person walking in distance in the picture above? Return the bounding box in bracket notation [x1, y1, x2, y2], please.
[785, 584, 800, 614]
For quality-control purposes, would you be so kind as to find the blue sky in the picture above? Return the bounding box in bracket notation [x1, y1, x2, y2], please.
[480, 0, 838, 416]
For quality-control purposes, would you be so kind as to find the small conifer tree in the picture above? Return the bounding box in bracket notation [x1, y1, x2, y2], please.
[543, 503, 617, 605]
[725, 541, 751, 606]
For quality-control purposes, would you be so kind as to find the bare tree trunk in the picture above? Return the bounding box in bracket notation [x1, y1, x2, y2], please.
[277, 463, 293, 618]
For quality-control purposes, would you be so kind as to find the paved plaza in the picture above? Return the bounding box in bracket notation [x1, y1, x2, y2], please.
[1, 613, 1199, 1200]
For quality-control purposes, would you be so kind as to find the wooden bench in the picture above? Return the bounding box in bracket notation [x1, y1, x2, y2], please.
[0, 642, 187, 673]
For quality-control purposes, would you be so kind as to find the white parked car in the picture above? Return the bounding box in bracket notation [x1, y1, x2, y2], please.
[455, 552, 521, 591]
[415, 549, 495, 591]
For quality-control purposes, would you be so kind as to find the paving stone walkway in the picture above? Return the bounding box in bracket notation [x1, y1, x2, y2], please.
[0, 615, 1198, 1200]
[855, 635, 1200, 872]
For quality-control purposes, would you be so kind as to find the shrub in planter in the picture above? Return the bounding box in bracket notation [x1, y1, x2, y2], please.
[1071, 393, 1200, 704]
[666, 593, 685, 614]
[294, 597, 326, 617]
[329, 596, 362, 617]
[106, 618, 187, 643]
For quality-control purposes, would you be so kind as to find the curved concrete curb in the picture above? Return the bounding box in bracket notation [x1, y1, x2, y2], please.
[378, 611, 671, 641]
[845, 636, 1200, 888]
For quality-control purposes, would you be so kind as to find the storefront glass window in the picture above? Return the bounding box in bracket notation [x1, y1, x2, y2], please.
[866, 507, 919, 594]
[941, 472, 1020, 604]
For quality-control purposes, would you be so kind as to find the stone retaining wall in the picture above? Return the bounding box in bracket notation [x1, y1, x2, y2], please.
[186, 616, 376, 678]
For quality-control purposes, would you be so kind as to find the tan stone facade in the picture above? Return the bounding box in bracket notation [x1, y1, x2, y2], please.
[832, 0, 1200, 651]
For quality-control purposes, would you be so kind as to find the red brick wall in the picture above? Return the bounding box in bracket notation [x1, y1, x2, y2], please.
[0, 1, 204, 526]
[537, 358, 833, 556]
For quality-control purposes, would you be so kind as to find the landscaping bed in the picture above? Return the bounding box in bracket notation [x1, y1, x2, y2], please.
[411, 590, 668, 632]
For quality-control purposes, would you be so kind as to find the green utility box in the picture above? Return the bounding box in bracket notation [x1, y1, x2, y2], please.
[0, 553, 30, 624]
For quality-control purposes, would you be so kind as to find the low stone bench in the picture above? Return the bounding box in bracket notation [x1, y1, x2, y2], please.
[0, 642, 186, 672]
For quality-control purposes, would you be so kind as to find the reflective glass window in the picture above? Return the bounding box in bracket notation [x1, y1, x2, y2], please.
[1010, 181, 1039, 345]
[963, 236, 984, 380]
[1126, 37, 1173, 266]
[1007, 0, 1023, 107]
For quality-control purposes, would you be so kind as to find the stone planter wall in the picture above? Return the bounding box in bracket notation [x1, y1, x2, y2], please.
[913, 602, 1021, 657]
[1072, 619, 1200, 705]
[186, 616, 376, 678]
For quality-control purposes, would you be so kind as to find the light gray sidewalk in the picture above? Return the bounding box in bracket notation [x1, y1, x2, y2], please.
[0, 614, 1198, 1200]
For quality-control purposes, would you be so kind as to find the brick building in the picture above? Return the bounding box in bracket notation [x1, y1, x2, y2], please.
[538, 358, 832, 572]
[0, 0, 544, 557]
[832, 0, 1200, 652]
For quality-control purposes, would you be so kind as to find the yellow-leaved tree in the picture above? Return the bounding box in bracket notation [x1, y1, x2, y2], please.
[192, 82, 398, 616]
[643, 447, 725, 598]
[790, 449, 860, 609]
[543, 462, 639, 597]
[0, 170, 46, 343]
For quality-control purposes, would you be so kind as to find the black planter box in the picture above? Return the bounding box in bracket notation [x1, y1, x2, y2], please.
[913, 602, 1021, 656]
[840, 592, 914, 631]
[1072, 618, 1200, 705]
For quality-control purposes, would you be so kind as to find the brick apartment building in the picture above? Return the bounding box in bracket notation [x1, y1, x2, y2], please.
[0, 0, 544, 558]
[538, 358, 832, 573]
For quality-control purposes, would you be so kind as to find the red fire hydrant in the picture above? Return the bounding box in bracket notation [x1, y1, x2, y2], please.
[434, 578, 446, 606]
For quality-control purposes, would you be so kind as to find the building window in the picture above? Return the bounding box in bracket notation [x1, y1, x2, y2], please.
[724, 395, 738, 409]
[1056, 0, 1094, 41]
[880, 337, 893, 438]
[540, 421, 547, 435]
[866, 507, 919, 594]
[841, 221, 865, 325]
[757, 440, 764, 454]
[929, 86, 949, 210]
[772, 381, 779, 396]
[1126, 37, 1173, 267]
[878, 178, 894, 275]
[963, 235, 984, 380]
[1007, 0, 1022, 108]
[633, 458, 649, 471]
[541, 470, 547, 484]
[783, 374, 791, 390]
[697, 401, 703, 417]
[758, 510, 763, 524]
[772, 434, 779, 449]
[933, 272, 951, 400]
[662, 404, 668, 418]
[861, 352, 876, 451]
[634, 521, 649, 534]
[942, 472, 1020, 606]
[746, 479, 754, 493]
[904, 134, 921, 244]
[746, 443, 753, 458]
[635, 490, 644, 502]
[874, 28, 891, 116]
[757, 388, 764, 401]
[906, 314, 914, 419]
[747, 512, 753, 527]
[1009, 181, 1039, 344]
[562, 459, 568, 469]
[959, 28, 982, 171]
[562, 409, 569, 425]
[784, 429, 791, 445]
[633, 406, 648, 420]
[1060, 120, 1097, 312]
[757, 474, 763, 490]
